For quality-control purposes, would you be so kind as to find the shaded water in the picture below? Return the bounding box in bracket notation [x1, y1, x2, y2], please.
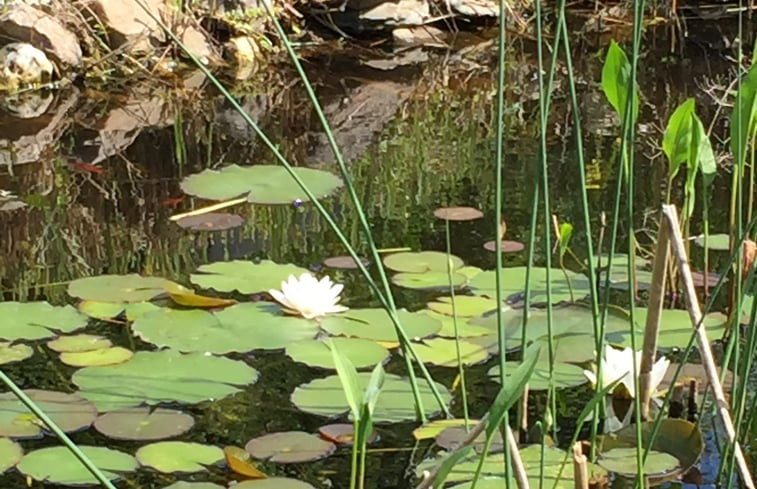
[0, 16, 755, 489]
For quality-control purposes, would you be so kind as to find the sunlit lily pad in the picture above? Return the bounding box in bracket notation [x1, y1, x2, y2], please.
[47, 334, 111, 353]
[68, 275, 169, 303]
[18, 445, 137, 485]
[190, 260, 309, 294]
[164, 282, 237, 308]
[599, 448, 679, 476]
[245, 431, 335, 463]
[693, 233, 730, 251]
[234, 478, 316, 489]
[383, 251, 464, 273]
[0, 302, 88, 340]
[292, 372, 450, 423]
[318, 424, 376, 445]
[427, 296, 498, 317]
[436, 425, 502, 453]
[321, 308, 441, 343]
[412, 418, 479, 440]
[132, 304, 319, 354]
[164, 483, 225, 489]
[0, 342, 32, 365]
[0, 438, 21, 473]
[393, 271, 468, 290]
[73, 350, 259, 411]
[423, 311, 494, 338]
[532, 333, 597, 364]
[606, 308, 727, 349]
[77, 301, 126, 320]
[94, 407, 194, 441]
[469, 267, 592, 303]
[60, 347, 133, 367]
[488, 361, 587, 390]
[136, 441, 224, 473]
[175, 213, 244, 231]
[286, 337, 389, 369]
[0, 390, 97, 438]
[483, 240, 525, 253]
[411, 338, 490, 366]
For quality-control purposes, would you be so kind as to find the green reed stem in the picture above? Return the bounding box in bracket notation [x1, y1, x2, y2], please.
[445, 219, 470, 428]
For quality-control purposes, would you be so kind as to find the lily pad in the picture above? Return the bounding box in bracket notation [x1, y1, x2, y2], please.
[0, 342, 32, 365]
[136, 441, 224, 473]
[318, 424, 376, 444]
[436, 425, 502, 453]
[483, 240, 526, 253]
[411, 338, 491, 366]
[469, 267, 592, 304]
[292, 372, 450, 423]
[245, 431, 335, 463]
[412, 418, 479, 440]
[693, 233, 730, 251]
[224, 445, 267, 478]
[175, 213, 245, 231]
[164, 483, 225, 489]
[423, 311, 494, 338]
[77, 301, 126, 319]
[434, 207, 484, 221]
[68, 275, 169, 303]
[18, 445, 137, 485]
[0, 390, 97, 438]
[392, 271, 468, 290]
[593, 254, 653, 291]
[321, 308, 441, 343]
[94, 407, 194, 441]
[532, 333, 597, 364]
[47, 334, 111, 353]
[73, 350, 259, 411]
[190, 260, 309, 294]
[60, 347, 133, 367]
[599, 448, 679, 476]
[427, 296, 498, 317]
[606, 308, 728, 349]
[286, 337, 389, 369]
[180, 164, 343, 204]
[234, 478, 316, 489]
[489, 361, 588, 390]
[323, 255, 369, 269]
[132, 304, 319, 354]
[383, 251, 464, 273]
[0, 302, 88, 340]
[0, 438, 21, 473]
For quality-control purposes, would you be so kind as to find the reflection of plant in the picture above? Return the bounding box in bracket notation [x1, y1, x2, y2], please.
[268, 272, 348, 319]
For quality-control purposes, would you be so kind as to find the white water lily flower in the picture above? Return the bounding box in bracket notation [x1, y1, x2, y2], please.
[268, 272, 348, 319]
[583, 345, 670, 398]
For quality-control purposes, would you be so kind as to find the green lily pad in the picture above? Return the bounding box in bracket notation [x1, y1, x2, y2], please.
[0, 302, 88, 340]
[77, 301, 126, 320]
[132, 304, 319, 353]
[0, 390, 97, 438]
[533, 333, 597, 364]
[423, 311, 495, 338]
[592, 253, 653, 291]
[292, 372, 450, 423]
[0, 342, 32, 365]
[411, 338, 491, 366]
[234, 479, 316, 489]
[180, 164, 343, 204]
[469, 267, 592, 303]
[164, 483, 224, 489]
[693, 233, 730, 251]
[606, 308, 728, 349]
[383, 251, 464, 273]
[393, 271, 468, 290]
[245, 431, 335, 463]
[599, 448, 679, 476]
[73, 350, 259, 411]
[321, 308, 441, 343]
[47, 334, 111, 353]
[95, 407, 194, 441]
[0, 438, 22, 473]
[427, 296, 498, 317]
[190, 260, 309, 294]
[68, 275, 169, 303]
[488, 361, 588, 390]
[18, 445, 137, 485]
[60, 347, 133, 367]
[136, 441, 224, 473]
[286, 337, 389, 369]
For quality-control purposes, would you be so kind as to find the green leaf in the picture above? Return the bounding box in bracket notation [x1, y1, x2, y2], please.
[662, 98, 696, 178]
[136, 441, 223, 473]
[286, 338, 389, 370]
[485, 344, 540, 439]
[602, 40, 639, 125]
[364, 362, 385, 415]
[327, 339, 363, 420]
[18, 446, 137, 485]
[0, 302, 88, 341]
[432, 445, 474, 489]
[730, 63, 757, 168]
[558, 223, 573, 259]
[191, 260, 308, 294]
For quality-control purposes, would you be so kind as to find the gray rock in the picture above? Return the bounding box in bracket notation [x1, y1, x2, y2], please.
[84, 0, 166, 53]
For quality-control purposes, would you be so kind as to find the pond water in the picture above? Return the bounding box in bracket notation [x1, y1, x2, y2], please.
[0, 15, 754, 489]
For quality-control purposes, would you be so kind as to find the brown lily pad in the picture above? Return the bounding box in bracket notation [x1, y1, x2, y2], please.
[176, 213, 244, 231]
[245, 431, 335, 464]
[483, 240, 525, 253]
[318, 423, 377, 445]
[436, 425, 503, 453]
[433, 207, 484, 221]
[323, 255, 369, 270]
[94, 407, 194, 441]
[690, 271, 723, 289]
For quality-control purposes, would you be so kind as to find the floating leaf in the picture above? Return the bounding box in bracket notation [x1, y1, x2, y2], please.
[383, 251, 463, 273]
[73, 350, 259, 411]
[132, 304, 319, 354]
[0, 390, 96, 438]
[224, 445, 267, 478]
[489, 361, 588, 390]
[593, 253, 653, 291]
[533, 333, 597, 364]
[191, 260, 308, 294]
[599, 448, 679, 476]
[323, 255, 369, 269]
[423, 311, 494, 338]
[436, 425, 502, 453]
[392, 271, 468, 290]
[17, 445, 137, 485]
[318, 424, 376, 445]
[164, 483, 225, 489]
[413, 418, 479, 440]
[693, 233, 730, 251]
[427, 296, 497, 317]
[0, 342, 32, 365]
[60, 347, 133, 367]
[286, 337, 389, 370]
[0, 302, 88, 340]
[245, 431, 335, 463]
[77, 301, 126, 319]
[483, 240, 525, 253]
[0, 438, 21, 473]
[47, 334, 111, 353]
[94, 407, 194, 441]
[321, 308, 440, 343]
[68, 275, 169, 303]
[606, 308, 727, 349]
[411, 338, 490, 366]
[136, 441, 224, 473]
[175, 213, 245, 231]
[180, 164, 343, 204]
[433, 207, 484, 221]
[469, 267, 592, 303]
[234, 478, 316, 489]
[164, 282, 237, 308]
[291, 373, 450, 423]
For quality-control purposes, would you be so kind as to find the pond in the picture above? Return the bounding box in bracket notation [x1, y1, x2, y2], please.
[0, 14, 754, 489]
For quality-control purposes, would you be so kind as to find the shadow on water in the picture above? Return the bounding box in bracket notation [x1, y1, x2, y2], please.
[0, 15, 754, 489]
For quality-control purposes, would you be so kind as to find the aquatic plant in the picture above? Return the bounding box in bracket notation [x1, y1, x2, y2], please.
[268, 272, 349, 320]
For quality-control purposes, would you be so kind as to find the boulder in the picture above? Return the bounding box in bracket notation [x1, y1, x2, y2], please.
[85, 0, 166, 53]
[0, 3, 82, 68]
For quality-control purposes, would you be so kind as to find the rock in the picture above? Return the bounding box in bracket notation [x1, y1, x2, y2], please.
[392, 25, 446, 47]
[448, 0, 497, 17]
[175, 23, 215, 64]
[0, 43, 54, 91]
[360, 0, 430, 26]
[85, 0, 166, 53]
[0, 3, 82, 68]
